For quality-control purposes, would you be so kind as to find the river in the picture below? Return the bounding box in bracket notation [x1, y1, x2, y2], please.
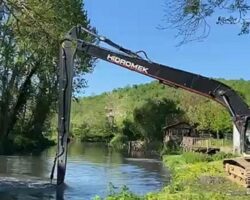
[0, 142, 170, 200]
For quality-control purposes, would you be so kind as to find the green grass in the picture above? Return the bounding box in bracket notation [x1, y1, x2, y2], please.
[95, 152, 250, 200]
[147, 153, 249, 200]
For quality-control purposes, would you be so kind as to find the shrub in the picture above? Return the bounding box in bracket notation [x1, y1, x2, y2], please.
[109, 134, 128, 150]
[93, 184, 142, 200]
[182, 152, 212, 164]
[211, 152, 235, 161]
[161, 140, 181, 156]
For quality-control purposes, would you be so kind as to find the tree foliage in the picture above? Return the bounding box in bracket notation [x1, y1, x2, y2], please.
[0, 0, 94, 153]
[132, 99, 183, 142]
[70, 79, 250, 143]
[162, 0, 250, 44]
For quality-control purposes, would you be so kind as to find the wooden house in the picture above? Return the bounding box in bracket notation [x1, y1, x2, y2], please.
[163, 122, 197, 144]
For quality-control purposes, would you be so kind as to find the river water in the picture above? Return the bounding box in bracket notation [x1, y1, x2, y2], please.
[0, 142, 170, 200]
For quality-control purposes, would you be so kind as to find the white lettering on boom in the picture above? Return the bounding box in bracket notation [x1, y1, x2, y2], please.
[107, 54, 149, 74]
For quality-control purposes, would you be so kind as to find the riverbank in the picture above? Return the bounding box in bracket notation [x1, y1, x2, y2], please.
[0, 136, 55, 155]
[100, 152, 250, 200]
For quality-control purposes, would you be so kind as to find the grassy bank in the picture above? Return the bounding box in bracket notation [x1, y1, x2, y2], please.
[149, 153, 249, 200]
[95, 152, 250, 200]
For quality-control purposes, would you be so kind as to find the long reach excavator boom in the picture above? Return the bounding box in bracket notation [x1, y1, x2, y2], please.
[55, 25, 250, 187]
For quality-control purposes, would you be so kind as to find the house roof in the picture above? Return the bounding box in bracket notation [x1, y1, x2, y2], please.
[163, 122, 192, 130]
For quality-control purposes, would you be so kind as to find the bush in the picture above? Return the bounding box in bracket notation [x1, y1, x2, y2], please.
[161, 140, 181, 156]
[11, 134, 54, 153]
[93, 184, 142, 200]
[212, 152, 235, 161]
[182, 152, 212, 164]
[173, 152, 236, 165]
[109, 134, 128, 150]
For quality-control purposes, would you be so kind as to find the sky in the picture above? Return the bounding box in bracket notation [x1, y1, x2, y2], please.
[82, 0, 250, 96]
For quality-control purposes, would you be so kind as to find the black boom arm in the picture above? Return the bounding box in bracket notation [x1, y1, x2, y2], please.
[55, 26, 250, 185]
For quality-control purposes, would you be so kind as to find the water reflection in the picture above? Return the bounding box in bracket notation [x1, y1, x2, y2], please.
[0, 142, 170, 200]
[0, 156, 50, 177]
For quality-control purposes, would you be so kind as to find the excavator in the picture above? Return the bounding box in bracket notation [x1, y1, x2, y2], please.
[52, 25, 250, 188]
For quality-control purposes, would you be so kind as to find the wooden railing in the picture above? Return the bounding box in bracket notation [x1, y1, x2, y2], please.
[181, 136, 232, 152]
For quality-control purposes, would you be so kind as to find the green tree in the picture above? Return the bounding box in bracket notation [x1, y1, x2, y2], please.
[0, 0, 94, 153]
[69, 79, 250, 144]
[132, 98, 184, 142]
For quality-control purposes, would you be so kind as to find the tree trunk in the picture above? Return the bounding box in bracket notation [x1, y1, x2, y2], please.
[6, 66, 38, 136]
